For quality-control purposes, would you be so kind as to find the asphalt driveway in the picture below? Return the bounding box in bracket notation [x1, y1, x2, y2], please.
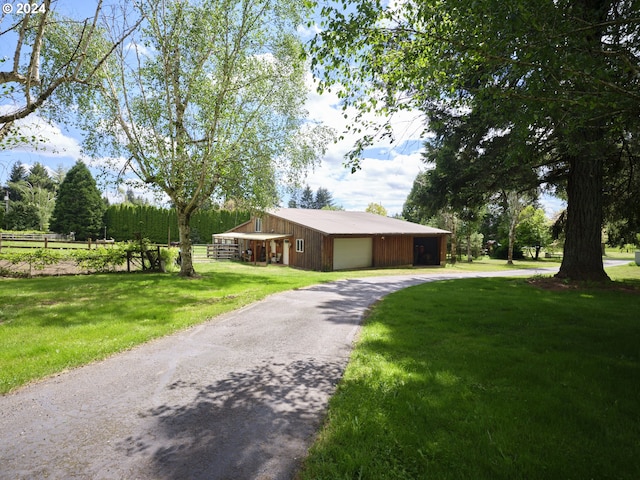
[0, 264, 625, 479]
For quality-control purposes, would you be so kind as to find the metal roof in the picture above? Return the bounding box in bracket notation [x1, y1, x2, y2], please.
[213, 232, 291, 241]
[268, 208, 450, 235]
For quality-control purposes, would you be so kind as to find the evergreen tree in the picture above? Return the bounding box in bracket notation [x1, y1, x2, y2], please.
[50, 161, 106, 240]
[314, 187, 334, 209]
[6, 161, 27, 203]
[300, 185, 315, 209]
[26, 162, 56, 191]
[3, 202, 40, 230]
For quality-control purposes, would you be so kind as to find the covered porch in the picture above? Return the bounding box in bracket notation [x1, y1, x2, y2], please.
[211, 232, 291, 265]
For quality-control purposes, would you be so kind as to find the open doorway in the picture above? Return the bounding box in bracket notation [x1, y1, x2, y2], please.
[414, 237, 440, 266]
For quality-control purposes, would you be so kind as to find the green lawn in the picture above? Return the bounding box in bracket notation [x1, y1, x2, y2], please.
[0, 259, 477, 394]
[298, 265, 640, 479]
[1, 257, 636, 395]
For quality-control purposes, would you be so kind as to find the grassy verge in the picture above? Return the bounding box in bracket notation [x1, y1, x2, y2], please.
[0, 262, 343, 394]
[0, 259, 635, 397]
[0, 259, 476, 394]
[298, 264, 640, 479]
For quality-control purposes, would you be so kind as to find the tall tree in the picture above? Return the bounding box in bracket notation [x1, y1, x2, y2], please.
[517, 206, 552, 260]
[365, 202, 387, 216]
[314, 187, 334, 209]
[299, 185, 315, 209]
[86, 0, 328, 276]
[50, 161, 105, 240]
[500, 190, 533, 265]
[0, 0, 140, 145]
[309, 0, 640, 281]
[5, 161, 27, 203]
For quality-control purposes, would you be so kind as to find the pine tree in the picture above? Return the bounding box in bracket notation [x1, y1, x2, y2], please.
[314, 187, 334, 209]
[300, 185, 315, 209]
[50, 161, 105, 240]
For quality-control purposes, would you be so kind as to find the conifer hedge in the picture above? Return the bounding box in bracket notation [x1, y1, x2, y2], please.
[103, 205, 250, 244]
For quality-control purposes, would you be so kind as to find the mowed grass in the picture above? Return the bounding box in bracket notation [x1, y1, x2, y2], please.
[298, 265, 640, 480]
[0, 261, 352, 394]
[1, 257, 518, 395]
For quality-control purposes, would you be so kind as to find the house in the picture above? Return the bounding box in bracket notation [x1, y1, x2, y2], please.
[212, 208, 450, 271]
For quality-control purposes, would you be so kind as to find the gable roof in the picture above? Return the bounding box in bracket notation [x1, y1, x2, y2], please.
[268, 208, 450, 235]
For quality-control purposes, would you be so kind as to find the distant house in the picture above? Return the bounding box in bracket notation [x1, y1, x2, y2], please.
[212, 208, 450, 271]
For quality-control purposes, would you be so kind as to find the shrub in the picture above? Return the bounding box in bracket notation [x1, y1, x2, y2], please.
[159, 247, 180, 273]
[491, 243, 525, 260]
[70, 246, 127, 272]
[0, 248, 62, 277]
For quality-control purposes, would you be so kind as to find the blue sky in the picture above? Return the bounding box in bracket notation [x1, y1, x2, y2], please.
[0, 0, 564, 217]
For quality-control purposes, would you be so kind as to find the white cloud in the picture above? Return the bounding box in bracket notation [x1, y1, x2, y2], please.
[0, 108, 85, 160]
[297, 23, 322, 39]
[301, 75, 430, 215]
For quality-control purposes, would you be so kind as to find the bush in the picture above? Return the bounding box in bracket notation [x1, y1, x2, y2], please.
[70, 246, 127, 272]
[0, 248, 62, 277]
[491, 243, 525, 260]
[159, 247, 180, 273]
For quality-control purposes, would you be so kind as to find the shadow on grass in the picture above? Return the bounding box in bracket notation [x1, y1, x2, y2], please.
[119, 358, 345, 480]
[299, 277, 640, 479]
[3, 269, 293, 329]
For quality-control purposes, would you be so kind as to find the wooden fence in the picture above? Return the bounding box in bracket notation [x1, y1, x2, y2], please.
[0, 234, 115, 253]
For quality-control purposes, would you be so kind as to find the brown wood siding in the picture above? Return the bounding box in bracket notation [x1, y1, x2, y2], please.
[230, 214, 326, 271]
[372, 235, 414, 268]
[229, 214, 449, 271]
[322, 236, 333, 271]
[439, 235, 448, 265]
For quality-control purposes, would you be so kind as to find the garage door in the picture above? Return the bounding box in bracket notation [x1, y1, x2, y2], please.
[333, 238, 373, 270]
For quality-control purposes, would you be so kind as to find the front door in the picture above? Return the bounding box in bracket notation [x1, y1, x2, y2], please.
[283, 240, 290, 265]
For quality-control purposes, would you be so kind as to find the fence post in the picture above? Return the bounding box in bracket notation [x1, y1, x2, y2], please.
[88, 238, 92, 250]
[0, 232, 2, 253]
[44, 237, 48, 249]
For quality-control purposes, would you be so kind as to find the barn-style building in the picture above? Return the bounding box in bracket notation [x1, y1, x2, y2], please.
[212, 208, 450, 271]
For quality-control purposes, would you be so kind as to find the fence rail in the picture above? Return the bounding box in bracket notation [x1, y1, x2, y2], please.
[0, 235, 115, 253]
[0, 233, 70, 241]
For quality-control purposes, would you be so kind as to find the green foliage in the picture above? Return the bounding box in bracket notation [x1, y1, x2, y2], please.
[365, 202, 387, 216]
[290, 185, 336, 209]
[70, 247, 127, 273]
[517, 206, 552, 257]
[491, 243, 525, 261]
[0, 248, 62, 277]
[103, 204, 249, 243]
[2, 202, 40, 230]
[310, 0, 639, 281]
[50, 161, 106, 240]
[84, 0, 329, 276]
[158, 247, 180, 273]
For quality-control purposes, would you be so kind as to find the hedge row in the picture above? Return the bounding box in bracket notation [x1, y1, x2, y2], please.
[103, 205, 250, 243]
[0, 244, 181, 277]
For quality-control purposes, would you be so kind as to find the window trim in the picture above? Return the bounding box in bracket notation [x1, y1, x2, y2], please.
[295, 238, 304, 253]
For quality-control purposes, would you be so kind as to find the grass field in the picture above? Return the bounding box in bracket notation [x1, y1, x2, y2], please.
[1, 253, 639, 477]
[298, 264, 640, 479]
[0, 255, 636, 394]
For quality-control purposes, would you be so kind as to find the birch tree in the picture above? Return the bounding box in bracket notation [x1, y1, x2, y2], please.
[0, 0, 140, 146]
[88, 0, 329, 276]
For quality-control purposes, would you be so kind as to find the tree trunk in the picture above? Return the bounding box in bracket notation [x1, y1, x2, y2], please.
[507, 217, 516, 265]
[449, 216, 457, 264]
[466, 230, 472, 262]
[556, 154, 609, 282]
[176, 207, 197, 277]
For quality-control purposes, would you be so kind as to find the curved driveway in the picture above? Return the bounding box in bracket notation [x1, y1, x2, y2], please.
[0, 263, 626, 479]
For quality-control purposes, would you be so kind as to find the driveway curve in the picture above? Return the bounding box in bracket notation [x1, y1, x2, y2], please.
[0, 262, 627, 479]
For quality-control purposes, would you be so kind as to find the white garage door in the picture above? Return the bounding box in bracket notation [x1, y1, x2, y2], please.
[333, 238, 373, 270]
